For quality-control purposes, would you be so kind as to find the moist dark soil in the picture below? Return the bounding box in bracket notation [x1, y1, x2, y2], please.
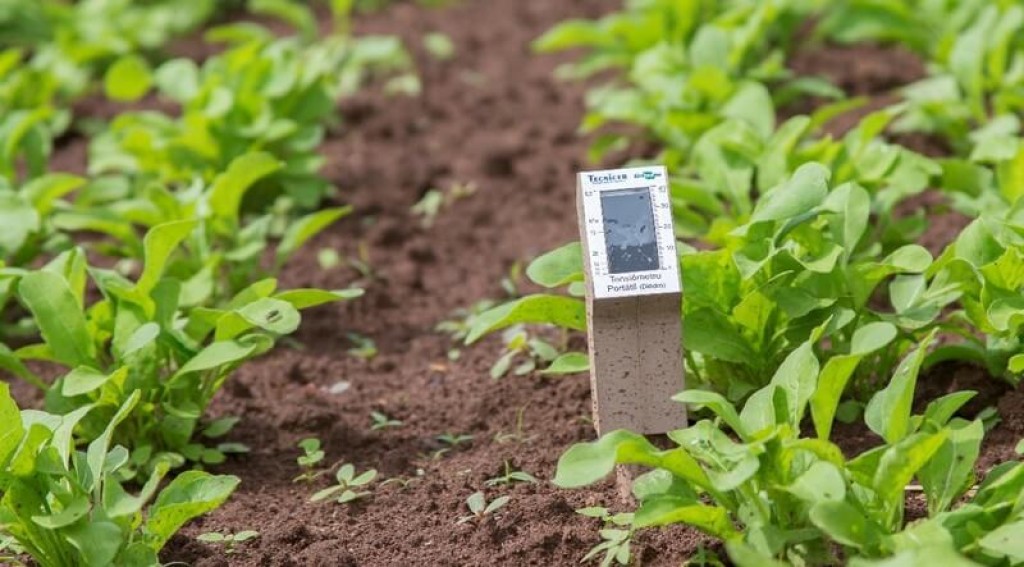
[5, 2, 1022, 566]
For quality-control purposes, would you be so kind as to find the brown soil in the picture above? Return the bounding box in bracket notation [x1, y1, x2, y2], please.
[5, 2, 1021, 566]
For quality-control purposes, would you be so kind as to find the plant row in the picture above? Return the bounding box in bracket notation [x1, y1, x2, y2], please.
[0, 1, 414, 565]
[465, 1, 1024, 565]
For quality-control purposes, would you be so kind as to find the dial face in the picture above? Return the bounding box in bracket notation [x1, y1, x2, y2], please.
[579, 166, 681, 299]
[600, 188, 660, 275]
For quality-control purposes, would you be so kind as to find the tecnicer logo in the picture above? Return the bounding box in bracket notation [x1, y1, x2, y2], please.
[634, 171, 662, 180]
[587, 172, 628, 184]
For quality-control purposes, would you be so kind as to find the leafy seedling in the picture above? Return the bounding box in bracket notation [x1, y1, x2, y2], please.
[198, 530, 259, 555]
[494, 406, 537, 444]
[423, 32, 455, 61]
[485, 461, 539, 486]
[294, 438, 326, 483]
[370, 411, 402, 430]
[490, 327, 559, 379]
[310, 463, 378, 504]
[437, 432, 474, 448]
[456, 491, 510, 525]
[577, 507, 634, 567]
[347, 333, 378, 359]
[412, 189, 445, 227]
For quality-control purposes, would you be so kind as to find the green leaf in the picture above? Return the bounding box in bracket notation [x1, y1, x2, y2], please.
[873, 431, 948, 506]
[465, 295, 585, 344]
[31, 495, 90, 529]
[276, 207, 351, 266]
[18, 271, 95, 367]
[673, 390, 745, 439]
[173, 337, 272, 380]
[540, 352, 589, 375]
[750, 163, 830, 224]
[0, 192, 38, 256]
[64, 520, 123, 566]
[527, 242, 584, 288]
[154, 58, 200, 102]
[86, 391, 140, 493]
[809, 500, 883, 551]
[145, 472, 240, 548]
[0, 383, 24, 465]
[785, 461, 846, 504]
[62, 366, 127, 397]
[136, 220, 197, 296]
[209, 153, 283, 221]
[979, 520, 1024, 562]
[634, 497, 736, 539]
[274, 288, 363, 309]
[104, 55, 152, 102]
[865, 331, 937, 444]
[919, 419, 983, 515]
[683, 308, 755, 364]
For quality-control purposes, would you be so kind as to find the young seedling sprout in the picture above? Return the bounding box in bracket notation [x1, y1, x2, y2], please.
[197, 530, 260, 555]
[370, 410, 402, 430]
[293, 438, 326, 483]
[310, 463, 378, 504]
[456, 491, 509, 525]
[576, 507, 634, 566]
[430, 432, 474, 459]
[484, 461, 539, 486]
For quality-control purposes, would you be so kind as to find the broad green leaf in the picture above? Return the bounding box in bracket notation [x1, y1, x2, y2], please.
[136, 220, 197, 296]
[727, 541, 790, 567]
[18, 271, 95, 367]
[145, 471, 240, 547]
[274, 288, 363, 309]
[526, 241, 583, 288]
[0, 383, 23, 466]
[979, 520, 1024, 562]
[554, 430, 708, 490]
[768, 339, 819, 426]
[209, 153, 283, 221]
[86, 391, 140, 493]
[865, 331, 937, 444]
[30, 495, 89, 529]
[62, 366, 126, 397]
[64, 520, 123, 566]
[215, 298, 300, 340]
[540, 352, 589, 375]
[919, 419, 983, 515]
[634, 497, 736, 538]
[0, 192, 38, 256]
[673, 390, 745, 439]
[684, 308, 755, 364]
[750, 163, 830, 224]
[154, 58, 200, 102]
[104, 55, 152, 102]
[276, 207, 351, 266]
[173, 337, 272, 379]
[811, 355, 860, 439]
[873, 431, 948, 507]
[785, 461, 846, 504]
[465, 295, 586, 344]
[809, 500, 883, 551]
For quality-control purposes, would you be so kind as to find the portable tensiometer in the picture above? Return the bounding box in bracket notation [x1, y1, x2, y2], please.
[577, 165, 686, 435]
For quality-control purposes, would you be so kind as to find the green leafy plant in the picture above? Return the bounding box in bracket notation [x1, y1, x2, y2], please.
[197, 530, 259, 555]
[90, 22, 412, 211]
[456, 491, 509, 525]
[576, 507, 635, 567]
[310, 463, 378, 504]
[293, 438, 326, 483]
[551, 327, 1022, 565]
[0, 383, 239, 566]
[1, 222, 354, 472]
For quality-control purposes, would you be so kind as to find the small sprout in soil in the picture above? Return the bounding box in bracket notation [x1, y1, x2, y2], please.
[494, 405, 536, 444]
[380, 468, 426, 490]
[310, 463, 378, 504]
[576, 507, 634, 566]
[197, 530, 260, 555]
[437, 432, 474, 447]
[490, 327, 559, 379]
[500, 261, 523, 297]
[423, 32, 455, 61]
[436, 299, 497, 342]
[294, 438, 326, 483]
[347, 240, 375, 280]
[317, 248, 342, 270]
[347, 333, 378, 359]
[412, 189, 444, 228]
[456, 491, 509, 525]
[370, 411, 403, 430]
[484, 461, 539, 486]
